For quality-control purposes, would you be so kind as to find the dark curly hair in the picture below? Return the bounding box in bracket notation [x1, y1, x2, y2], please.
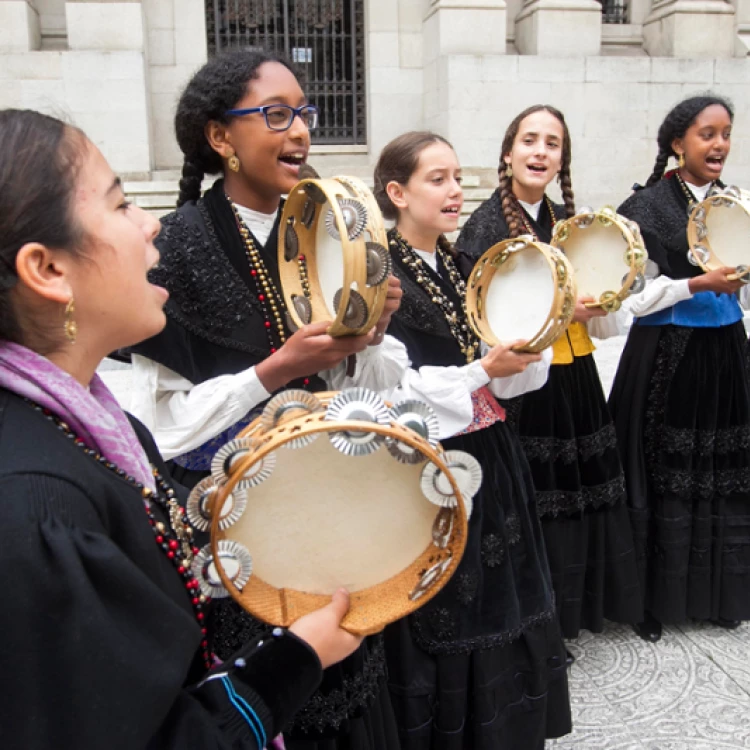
[497, 105, 575, 239]
[174, 49, 297, 207]
[645, 93, 734, 187]
[0, 109, 85, 345]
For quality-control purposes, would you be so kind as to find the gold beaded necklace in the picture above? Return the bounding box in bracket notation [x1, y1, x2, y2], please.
[517, 195, 558, 239]
[390, 230, 479, 364]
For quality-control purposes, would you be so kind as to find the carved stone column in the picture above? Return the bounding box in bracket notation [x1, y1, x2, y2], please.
[0, 0, 41, 51]
[642, 0, 736, 57]
[424, 0, 507, 59]
[514, 0, 602, 55]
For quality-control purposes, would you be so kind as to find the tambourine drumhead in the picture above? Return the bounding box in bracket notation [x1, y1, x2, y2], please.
[688, 190, 750, 273]
[197, 390, 473, 635]
[483, 248, 556, 343]
[279, 176, 390, 337]
[466, 236, 576, 353]
[551, 207, 647, 310]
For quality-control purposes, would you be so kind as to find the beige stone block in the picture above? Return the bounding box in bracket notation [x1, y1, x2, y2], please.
[643, 1, 735, 58]
[646, 82, 684, 136]
[585, 56, 651, 82]
[148, 29, 175, 67]
[0, 79, 23, 108]
[714, 58, 750, 83]
[399, 32, 423, 68]
[368, 31, 400, 65]
[515, 0, 601, 56]
[583, 107, 649, 138]
[67, 2, 144, 50]
[19, 78, 66, 113]
[62, 50, 145, 81]
[650, 57, 714, 83]
[424, 3, 507, 58]
[0, 50, 62, 80]
[586, 81, 649, 112]
[518, 56, 586, 82]
[143, 0, 174, 30]
[173, 0, 207, 65]
[546, 82, 589, 137]
[148, 63, 197, 94]
[369, 91, 423, 154]
[369, 67, 422, 96]
[446, 55, 483, 82]
[151, 98, 182, 170]
[448, 80, 498, 110]
[398, 0, 424, 31]
[481, 54, 519, 81]
[74, 109, 151, 172]
[66, 76, 148, 113]
[457, 137, 499, 168]
[367, 0, 399, 32]
[0, 2, 41, 52]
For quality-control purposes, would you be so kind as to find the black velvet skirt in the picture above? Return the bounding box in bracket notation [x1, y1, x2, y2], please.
[383, 421, 572, 750]
[609, 322, 750, 623]
[506, 354, 642, 638]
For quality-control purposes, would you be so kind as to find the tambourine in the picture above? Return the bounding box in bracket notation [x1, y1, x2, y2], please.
[465, 235, 577, 353]
[687, 185, 750, 284]
[278, 176, 391, 336]
[188, 388, 480, 635]
[550, 205, 648, 312]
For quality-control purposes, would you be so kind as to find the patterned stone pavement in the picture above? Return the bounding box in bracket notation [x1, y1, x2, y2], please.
[102, 329, 750, 748]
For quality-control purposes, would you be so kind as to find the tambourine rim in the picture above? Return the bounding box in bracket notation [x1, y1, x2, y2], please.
[208, 398, 469, 635]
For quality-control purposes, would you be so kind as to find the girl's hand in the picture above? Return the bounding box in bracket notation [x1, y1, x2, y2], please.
[572, 296, 608, 323]
[689, 267, 745, 296]
[480, 340, 542, 379]
[370, 275, 403, 346]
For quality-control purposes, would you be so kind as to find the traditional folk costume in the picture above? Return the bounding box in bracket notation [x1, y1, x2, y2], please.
[381, 228, 571, 750]
[609, 172, 750, 624]
[0, 343, 326, 750]
[128, 179, 406, 750]
[456, 191, 643, 638]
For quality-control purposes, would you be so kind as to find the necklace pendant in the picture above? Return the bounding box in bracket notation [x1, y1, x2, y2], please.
[466, 348, 475, 363]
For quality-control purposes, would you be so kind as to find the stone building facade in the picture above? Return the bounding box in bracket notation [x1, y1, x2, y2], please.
[1, 0, 748, 208]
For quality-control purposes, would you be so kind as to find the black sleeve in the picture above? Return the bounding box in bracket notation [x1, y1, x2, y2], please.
[0, 474, 322, 750]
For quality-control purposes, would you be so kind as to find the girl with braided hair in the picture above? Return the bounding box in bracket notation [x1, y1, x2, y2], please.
[456, 106, 642, 649]
[609, 94, 750, 641]
[374, 131, 571, 750]
[128, 48, 407, 750]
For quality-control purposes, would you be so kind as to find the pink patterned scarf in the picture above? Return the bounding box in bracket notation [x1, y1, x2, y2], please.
[0, 341, 155, 491]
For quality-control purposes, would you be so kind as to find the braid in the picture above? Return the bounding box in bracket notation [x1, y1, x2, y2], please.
[498, 170, 523, 238]
[646, 93, 734, 185]
[645, 149, 670, 188]
[177, 158, 204, 207]
[559, 166, 575, 218]
[437, 233, 457, 259]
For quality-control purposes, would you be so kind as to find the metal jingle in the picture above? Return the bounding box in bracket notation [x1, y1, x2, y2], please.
[292, 294, 313, 325]
[211, 438, 276, 490]
[186, 477, 248, 532]
[688, 245, 709, 267]
[192, 540, 253, 599]
[285, 311, 299, 334]
[509, 239, 529, 253]
[260, 390, 323, 450]
[304, 182, 327, 204]
[574, 214, 594, 229]
[409, 554, 453, 602]
[386, 400, 440, 464]
[365, 242, 391, 286]
[598, 291, 621, 313]
[711, 196, 725, 207]
[576, 205, 595, 217]
[692, 206, 707, 223]
[694, 221, 708, 241]
[736, 265, 750, 285]
[629, 272, 646, 294]
[420, 450, 482, 510]
[301, 198, 317, 229]
[492, 250, 510, 267]
[325, 198, 367, 241]
[326, 387, 389, 457]
[284, 220, 299, 262]
[707, 184, 724, 198]
[625, 219, 641, 238]
[725, 185, 742, 201]
[333, 287, 369, 329]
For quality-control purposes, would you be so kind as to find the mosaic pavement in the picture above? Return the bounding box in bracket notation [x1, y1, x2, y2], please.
[101, 329, 750, 748]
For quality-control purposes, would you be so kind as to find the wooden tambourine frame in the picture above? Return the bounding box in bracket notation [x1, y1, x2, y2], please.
[278, 176, 389, 337]
[465, 236, 577, 353]
[550, 207, 648, 312]
[687, 188, 750, 283]
[208, 393, 469, 635]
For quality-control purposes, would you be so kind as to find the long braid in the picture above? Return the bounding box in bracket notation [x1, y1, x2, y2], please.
[177, 158, 204, 207]
[644, 93, 734, 187]
[437, 233, 457, 259]
[498, 169, 524, 238]
[559, 165, 575, 218]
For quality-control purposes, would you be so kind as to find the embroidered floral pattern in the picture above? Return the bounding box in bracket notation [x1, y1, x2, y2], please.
[505, 512, 521, 545]
[535, 475, 626, 518]
[455, 571, 479, 605]
[481, 533, 506, 568]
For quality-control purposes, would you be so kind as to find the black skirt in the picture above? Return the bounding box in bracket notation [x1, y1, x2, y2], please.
[383, 420, 572, 749]
[506, 354, 642, 638]
[609, 322, 750, 623]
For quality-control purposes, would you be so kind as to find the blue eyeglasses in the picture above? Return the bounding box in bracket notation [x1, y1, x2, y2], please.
[224, 104, 319, 132]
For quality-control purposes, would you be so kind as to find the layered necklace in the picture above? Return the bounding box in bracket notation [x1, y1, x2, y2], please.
[226, 196, 312, 357]
[517, 194, 558, 239]
[673, 171, 715, 216]
[389, 229, 479, 364]
[27, 400, 212, 670]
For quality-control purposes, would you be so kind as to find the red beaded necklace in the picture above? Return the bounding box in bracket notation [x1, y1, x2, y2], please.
[29, 400, 212, 669]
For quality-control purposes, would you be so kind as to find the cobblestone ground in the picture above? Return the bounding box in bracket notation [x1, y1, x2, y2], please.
[101, 332, 750, 748]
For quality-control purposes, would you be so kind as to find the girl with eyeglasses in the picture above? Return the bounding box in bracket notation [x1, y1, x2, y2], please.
[128, 49, 406, 750]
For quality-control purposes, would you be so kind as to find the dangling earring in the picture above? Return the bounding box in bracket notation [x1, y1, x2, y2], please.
[64, 298, 77, 344]
[505, 164, 513, 178]
[677, 153, 685, 169]
[227, 153, 240, 173]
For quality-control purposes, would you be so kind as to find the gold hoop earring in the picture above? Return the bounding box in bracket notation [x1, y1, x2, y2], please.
[677, 153, 685, 169]
[505, 164, 513, 178]
[228, 154, 240, 173]
[64, 298, 77, 344]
